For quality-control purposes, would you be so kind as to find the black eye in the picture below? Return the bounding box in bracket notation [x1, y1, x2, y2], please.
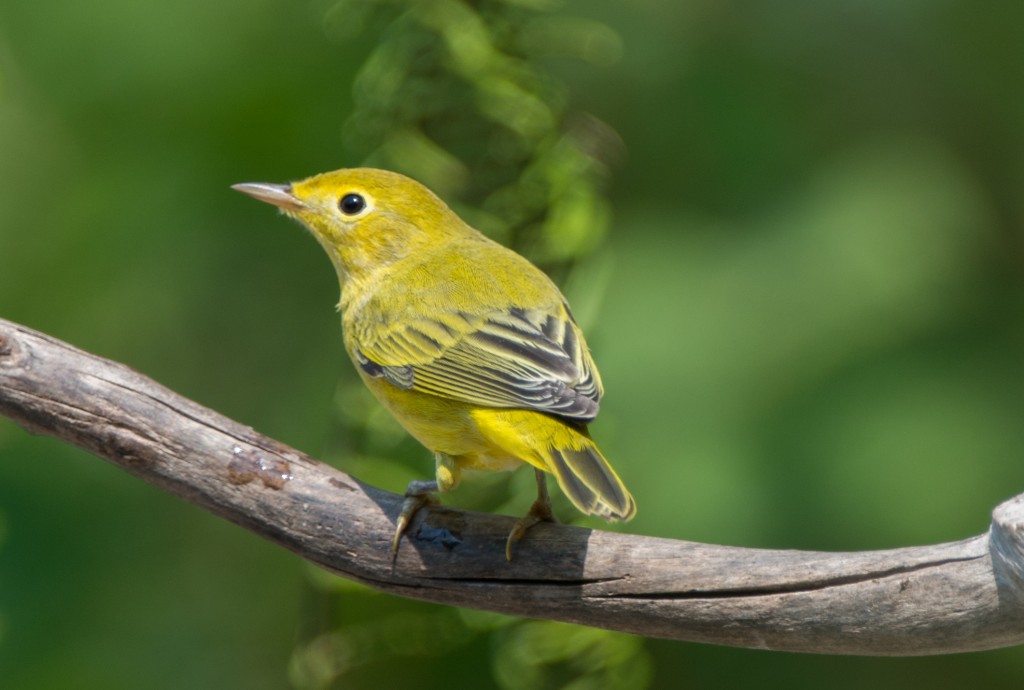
[339, 193, 366, 215]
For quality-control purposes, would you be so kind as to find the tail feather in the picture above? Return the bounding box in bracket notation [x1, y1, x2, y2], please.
[547, 444, 636, 522]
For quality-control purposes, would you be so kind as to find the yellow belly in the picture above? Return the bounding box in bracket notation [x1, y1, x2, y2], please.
[361, 373, 571, 473]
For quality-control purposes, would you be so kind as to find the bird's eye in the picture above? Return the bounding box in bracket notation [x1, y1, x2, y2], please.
[339, 193, 367, 216]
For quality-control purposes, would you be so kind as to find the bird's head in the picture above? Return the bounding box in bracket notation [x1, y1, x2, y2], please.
[233, 168, 471, 281]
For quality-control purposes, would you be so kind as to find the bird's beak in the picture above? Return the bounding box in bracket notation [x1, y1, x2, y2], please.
[231, 182, 307, 212]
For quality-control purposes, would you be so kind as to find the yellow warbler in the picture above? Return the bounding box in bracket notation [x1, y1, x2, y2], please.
[233, 168, 635, 558]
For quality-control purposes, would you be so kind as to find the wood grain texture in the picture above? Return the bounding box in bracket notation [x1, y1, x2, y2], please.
[1, 317, 1022, 655]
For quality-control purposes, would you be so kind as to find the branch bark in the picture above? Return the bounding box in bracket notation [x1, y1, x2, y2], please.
[1, 317, 1022, 655]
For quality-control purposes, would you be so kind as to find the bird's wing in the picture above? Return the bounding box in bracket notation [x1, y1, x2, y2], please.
[353, 304, 603, 421]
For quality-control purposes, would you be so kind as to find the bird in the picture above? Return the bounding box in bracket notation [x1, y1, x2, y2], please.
[233, 168, 635, 559]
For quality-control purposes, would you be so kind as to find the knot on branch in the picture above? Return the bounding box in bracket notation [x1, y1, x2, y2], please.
[0, 331, 22, 364]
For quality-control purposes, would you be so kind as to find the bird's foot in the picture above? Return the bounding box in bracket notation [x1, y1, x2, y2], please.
[505, 494, 557, 561]
[392, 480, 440, 555]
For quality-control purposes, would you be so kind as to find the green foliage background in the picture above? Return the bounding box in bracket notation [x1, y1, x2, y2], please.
[1, 0, 1023, 687]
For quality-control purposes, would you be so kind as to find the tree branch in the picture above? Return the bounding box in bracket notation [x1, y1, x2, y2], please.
[1, 317, 1022, 655]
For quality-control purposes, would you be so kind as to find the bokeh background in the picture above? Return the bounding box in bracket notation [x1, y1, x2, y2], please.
[2, 0, 1023, 688]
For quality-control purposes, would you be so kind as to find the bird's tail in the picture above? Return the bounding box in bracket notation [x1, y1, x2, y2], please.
[471, 408, 636, 521]
[544, 434, 636, 522]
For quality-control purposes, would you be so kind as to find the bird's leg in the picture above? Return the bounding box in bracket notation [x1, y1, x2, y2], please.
[505, 469, 558, 560]
[392, 453, 460, 554]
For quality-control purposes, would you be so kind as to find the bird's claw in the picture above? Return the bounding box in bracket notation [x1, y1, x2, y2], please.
[505, 496, 557, 561]
[392, 493, 439, 555]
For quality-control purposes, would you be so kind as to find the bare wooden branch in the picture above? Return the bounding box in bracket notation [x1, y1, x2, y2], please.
[1, 316, 1022, 655]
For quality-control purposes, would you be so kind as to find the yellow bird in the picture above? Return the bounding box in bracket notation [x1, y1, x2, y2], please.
[233, 168, 635, 558]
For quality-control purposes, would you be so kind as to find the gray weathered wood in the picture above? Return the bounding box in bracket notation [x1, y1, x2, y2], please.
[0, 317, 1021, 654]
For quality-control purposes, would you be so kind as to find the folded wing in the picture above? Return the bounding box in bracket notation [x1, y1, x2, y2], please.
[354, 304, 603, 421]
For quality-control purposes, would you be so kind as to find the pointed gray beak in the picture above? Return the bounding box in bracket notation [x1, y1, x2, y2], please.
[231, 182, 307, 212]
